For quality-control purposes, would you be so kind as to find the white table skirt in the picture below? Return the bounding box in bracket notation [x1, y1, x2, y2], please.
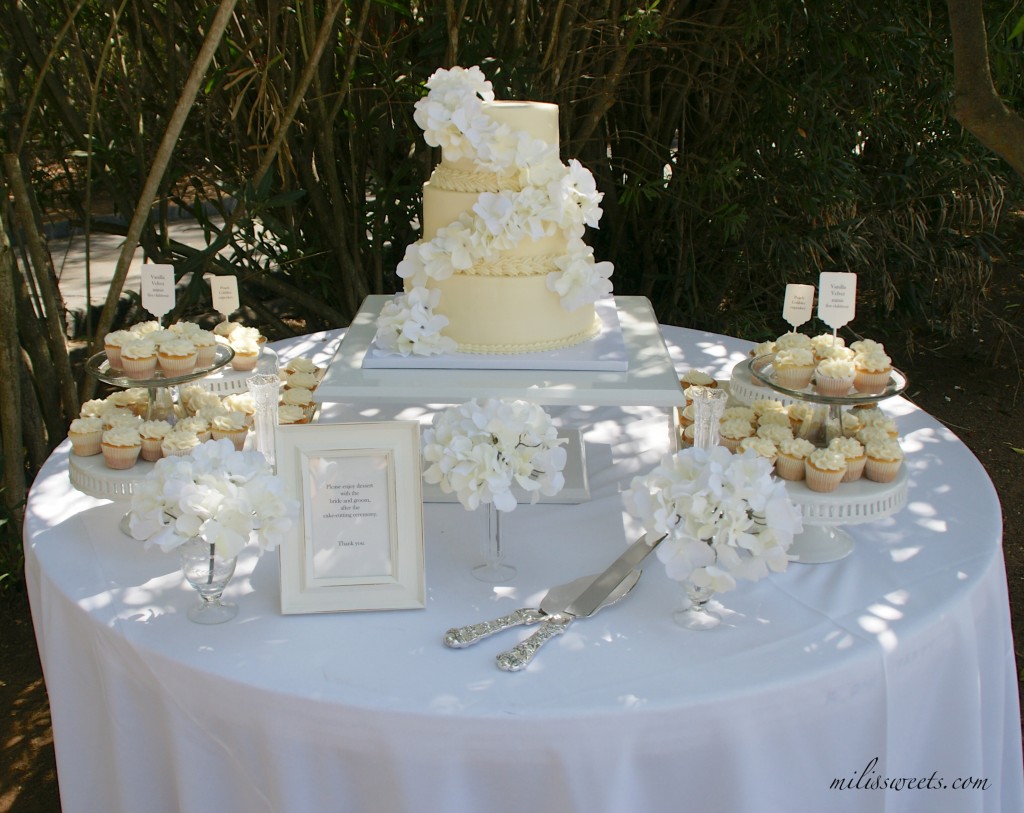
[25, 326, 1023, 813]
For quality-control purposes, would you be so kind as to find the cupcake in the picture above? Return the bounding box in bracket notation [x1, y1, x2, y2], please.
[750, 399, 787, 418]
[79, 398, 111, 419]
[677, 402, 696, 428]
[213, 320, 240, 341]
[810, 333, 846, 360]
[814, 358, 857, 396]
[829, 436, 866, 482]
[718, 418, 754, 452]
[855, 425, 892, 448]
[161, 429, 201, 458]
[804, 448, 848, 492]
[756, 410, 791, 430]
[679, 423, 696, 446]
[184, 389, 225, 418]
[176, 416, 210, 442]
[749, 340, 777, 358]
[775, 437, 816, 481]
[138, 420, 173, 461]
[104, 410, 144, 432]
[106, 388, 150, 417]
[773, 348, 815, 390]
[191, 330, 218, 367]
[223, 392, 257, 422]
[864, 438, 904, 483]
[736, 436, 778, 464]
[849, 338, 885, 355]
[278, 404, 309, 425]
[230, 338, 261, 372]
[284, 357, 320, 377]
[157, 337, 198, 376]
[787, 402, 817, 433]
[755, 423, 793, 446]
[100, 427, 142, 469]
[774, 331, 813, 351]
[816, 343, 855, 362]
[103, 330, 133, 369]
[68, 417, 105, 456]
[130, 320, 163, 338]
[281, 386, 315, 414]
[167, 320, 202, 338]
[119, 339, 158, 380]
[680, 369, 717, 390]
[282, 370, 319, 391]
[858, 410, 899, 438]
[853, 349, 892, 394]
[210, 411, 249, 450]
[715, 405, 749, 423]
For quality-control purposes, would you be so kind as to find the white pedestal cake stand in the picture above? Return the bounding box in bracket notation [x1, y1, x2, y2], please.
[731, 355, 910, 564]
[73, 344, 237, 504]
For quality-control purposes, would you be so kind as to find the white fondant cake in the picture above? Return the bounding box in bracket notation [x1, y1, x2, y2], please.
[374, 66, 614, 356]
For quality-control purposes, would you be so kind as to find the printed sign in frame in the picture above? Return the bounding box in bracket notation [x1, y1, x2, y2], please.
[277, 421, 425, 614]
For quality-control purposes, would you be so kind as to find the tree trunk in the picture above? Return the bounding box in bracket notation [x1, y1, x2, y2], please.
[0, 209, 25, 529]
[947, 0, 1024, 179]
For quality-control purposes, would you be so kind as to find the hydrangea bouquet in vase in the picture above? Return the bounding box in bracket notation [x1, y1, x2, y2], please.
[422, 398, 567, 582]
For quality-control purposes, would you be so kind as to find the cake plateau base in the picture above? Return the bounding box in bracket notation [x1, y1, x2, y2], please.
[314, 295, 687, 408]
[786, 467, 909, 563]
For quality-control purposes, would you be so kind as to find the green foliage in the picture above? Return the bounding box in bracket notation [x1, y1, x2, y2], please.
[0, 0, 1021, 345]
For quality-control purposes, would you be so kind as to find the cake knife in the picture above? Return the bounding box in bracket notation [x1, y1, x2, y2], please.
[443, 570, 639, 649]
[495, 531, 667, 671]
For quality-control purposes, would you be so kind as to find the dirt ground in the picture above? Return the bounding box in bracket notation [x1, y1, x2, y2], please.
[1, 269, 1022, 812]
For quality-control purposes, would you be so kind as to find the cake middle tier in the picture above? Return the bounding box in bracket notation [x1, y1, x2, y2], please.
[422, 182, 566, 259]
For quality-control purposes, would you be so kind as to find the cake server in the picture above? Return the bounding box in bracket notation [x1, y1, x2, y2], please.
[443, 570, 639, 649]
[495, 531, 667, 672]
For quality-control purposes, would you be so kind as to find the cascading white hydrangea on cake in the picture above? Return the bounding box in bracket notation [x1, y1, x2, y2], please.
[375, 65, 614, 356]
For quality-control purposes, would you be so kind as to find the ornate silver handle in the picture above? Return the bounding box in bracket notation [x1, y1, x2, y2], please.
[443, 608, 546, 649]
[495, 616, 571, 671]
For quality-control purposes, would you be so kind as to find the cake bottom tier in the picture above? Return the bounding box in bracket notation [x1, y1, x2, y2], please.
[427, 273, 599, 354]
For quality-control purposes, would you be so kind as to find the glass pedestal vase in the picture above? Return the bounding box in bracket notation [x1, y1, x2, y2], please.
[179, 537, 239, 624]
[673, 580, 721, 630]
[472, 502, 516, 583]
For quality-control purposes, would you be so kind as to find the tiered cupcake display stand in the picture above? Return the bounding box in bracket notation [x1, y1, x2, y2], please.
[69, 345, 236, 500]
[731, 354, 910, 564]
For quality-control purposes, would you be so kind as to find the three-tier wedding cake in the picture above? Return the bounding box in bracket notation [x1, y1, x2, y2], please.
[374, 66, 614, 356]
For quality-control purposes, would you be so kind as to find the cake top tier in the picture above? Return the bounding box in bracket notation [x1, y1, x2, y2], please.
[440, 101, 559, 170]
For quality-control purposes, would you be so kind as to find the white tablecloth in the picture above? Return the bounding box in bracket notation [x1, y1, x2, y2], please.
[24, 326, 1023, 813]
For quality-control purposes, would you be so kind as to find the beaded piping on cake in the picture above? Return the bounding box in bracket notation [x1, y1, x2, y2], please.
[456, 316, 601, 355]
[430, 165, 521, 194]
[456, 254, 560, 277]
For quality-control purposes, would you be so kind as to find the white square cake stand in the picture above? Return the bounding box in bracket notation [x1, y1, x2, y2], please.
[312, 295, 686, 504]
[313, 295, 686, 408]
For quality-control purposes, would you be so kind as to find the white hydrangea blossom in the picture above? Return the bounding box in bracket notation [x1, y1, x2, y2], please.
[623, 447, 801, 593]
[127, 439, 299, 559]
[547, 241, 614, 311]
[374, 287, 458, 357]
[413, 65, 495, 160]
[422, 398, 568, 512]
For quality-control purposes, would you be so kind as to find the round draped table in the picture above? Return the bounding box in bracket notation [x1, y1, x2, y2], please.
[24, 326, 1023, 813]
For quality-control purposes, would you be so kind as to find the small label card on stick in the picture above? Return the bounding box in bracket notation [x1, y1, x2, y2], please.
[209, 274, 240, 319]
[783, 283, 815, 330]
[141, 264, 175, 320]
[817, 272, 857, 331]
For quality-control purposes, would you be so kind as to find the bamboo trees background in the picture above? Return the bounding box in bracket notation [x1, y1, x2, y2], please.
[0, 0, 1021, 572]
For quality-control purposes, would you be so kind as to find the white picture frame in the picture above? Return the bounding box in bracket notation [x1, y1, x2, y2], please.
[276, 421, 425, 614]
